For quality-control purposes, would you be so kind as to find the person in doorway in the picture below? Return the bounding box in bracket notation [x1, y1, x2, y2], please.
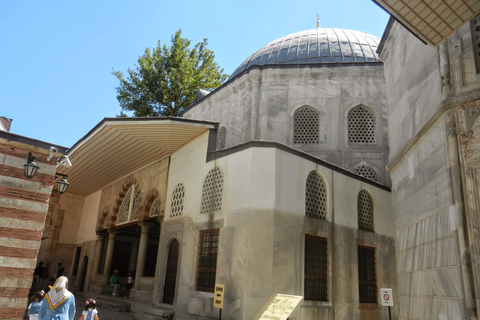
[56, 263, 65, 279]
[110, 269, 120, 296]
[78, 298, 99, 320]
[124, 271, 134, 299]
[38, 276, 75, 320]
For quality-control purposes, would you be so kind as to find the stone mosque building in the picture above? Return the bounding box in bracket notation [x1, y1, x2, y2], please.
[1, 3, 480, 320]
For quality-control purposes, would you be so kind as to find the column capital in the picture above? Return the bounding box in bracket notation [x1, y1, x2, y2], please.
[139, 222, 152, 232]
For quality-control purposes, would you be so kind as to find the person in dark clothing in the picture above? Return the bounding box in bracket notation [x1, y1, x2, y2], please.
[57, 263, 65, 278]
[34, 262, 45, 278]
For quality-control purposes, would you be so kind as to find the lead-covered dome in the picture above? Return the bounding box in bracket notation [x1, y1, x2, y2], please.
[229, 28, 380, 79]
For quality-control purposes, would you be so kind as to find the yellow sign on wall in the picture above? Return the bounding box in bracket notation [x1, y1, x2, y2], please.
[213, 283, 225, 309]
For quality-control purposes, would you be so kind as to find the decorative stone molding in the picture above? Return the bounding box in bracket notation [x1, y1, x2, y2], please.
[458, 99, 480, 163]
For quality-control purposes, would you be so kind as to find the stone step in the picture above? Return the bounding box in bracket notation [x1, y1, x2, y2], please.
[134, 306, 174, 320]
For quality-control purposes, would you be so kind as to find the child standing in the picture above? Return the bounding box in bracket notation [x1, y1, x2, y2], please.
[124, 271, 134, 299]
[78, 298, 99, 320]
[27, 290, 45, 320]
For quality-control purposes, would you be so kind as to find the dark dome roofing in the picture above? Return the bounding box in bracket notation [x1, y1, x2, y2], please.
[229, 28, 381, 79]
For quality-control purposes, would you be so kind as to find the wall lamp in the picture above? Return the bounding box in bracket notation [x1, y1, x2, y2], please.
[24, 153, 40, 179]
[55, 173, 70, 194]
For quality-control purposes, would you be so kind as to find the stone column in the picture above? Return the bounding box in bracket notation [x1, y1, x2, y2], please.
[103, 229, 117, 284]
[93, 232, 104, 282]
[134, 222, 150, 289]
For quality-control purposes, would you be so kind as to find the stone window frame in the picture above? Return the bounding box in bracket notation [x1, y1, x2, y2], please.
[293, 106, 320, 145]
[170, 183, 185, 218]
[217, 126, 227, 150]
[347, 105, 376, 145]
[304, 234, 328, 301]
[353, 163, 379, 182]
[357, 189, 374, 232]
[305, 171, 328, 220]
[200, 167, 224, 214]
[357, 245, 377, 303]
[195, 228, 219, 292]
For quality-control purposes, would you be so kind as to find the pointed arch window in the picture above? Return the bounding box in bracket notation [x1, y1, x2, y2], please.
[116, 185, 140, 225]
[170, 183, 185, 217]
[358, 190, 374, 232]
[354, 165, 378, 182]
[294, 106, 319, 144]
[348, 106, 375, 144]
[305, 171, 327, 220]
[217, 126, 226, 149]
[200, 167, 224, 214]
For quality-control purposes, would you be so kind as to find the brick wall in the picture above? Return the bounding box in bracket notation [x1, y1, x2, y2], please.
[0, 142, 57, 320]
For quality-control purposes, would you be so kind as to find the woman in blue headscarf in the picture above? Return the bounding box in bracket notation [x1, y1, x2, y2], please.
[38, 276, 75, 320]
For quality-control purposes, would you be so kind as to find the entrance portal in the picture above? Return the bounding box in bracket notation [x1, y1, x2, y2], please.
[162, 239, 179, 304]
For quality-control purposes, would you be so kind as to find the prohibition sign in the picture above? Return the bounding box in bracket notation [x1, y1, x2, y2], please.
[380, 288, 393, 306]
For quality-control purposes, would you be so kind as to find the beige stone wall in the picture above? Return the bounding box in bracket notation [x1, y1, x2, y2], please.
[158, 142, 395, 320]
[184, 65, 390, 185]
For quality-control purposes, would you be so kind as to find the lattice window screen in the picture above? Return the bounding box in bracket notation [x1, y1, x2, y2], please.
[305, 171, 327, 220]
[217, 127, 226, 149]
[348, 106, 375, 144]
[170, 183, 185, 217]
[116, 185, 140, 225]
[294, 107, 319, 144]
[117, 186, 132, 224]
[200, 167, 224, 214]
[355, 165, 378, 182]
[472, 14, 480, 74]
[130, 191, 140, 221]
[149, 199, 159, 217]
[358, 190, 374, 232]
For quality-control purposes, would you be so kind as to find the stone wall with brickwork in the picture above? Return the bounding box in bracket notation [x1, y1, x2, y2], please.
[0, 135, 63, 320]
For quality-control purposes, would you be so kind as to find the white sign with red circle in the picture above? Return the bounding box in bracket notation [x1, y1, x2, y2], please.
[380, 288, 393, 306]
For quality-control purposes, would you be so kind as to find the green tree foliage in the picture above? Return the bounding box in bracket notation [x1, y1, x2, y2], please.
[113, 29, 228, 117]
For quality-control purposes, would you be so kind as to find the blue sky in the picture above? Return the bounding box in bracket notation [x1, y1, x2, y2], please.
[1, 0, 389, 148]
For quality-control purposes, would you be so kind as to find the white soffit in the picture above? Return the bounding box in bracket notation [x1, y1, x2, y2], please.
[374, 0, 480, 45]
[57, 118, 215, 196]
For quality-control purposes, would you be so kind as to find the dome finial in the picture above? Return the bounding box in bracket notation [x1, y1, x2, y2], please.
[316, 14, 320, 29]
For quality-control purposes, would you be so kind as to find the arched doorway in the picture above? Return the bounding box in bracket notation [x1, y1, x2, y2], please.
[78, 256, 89, 292]
[162, 239, 179, 304]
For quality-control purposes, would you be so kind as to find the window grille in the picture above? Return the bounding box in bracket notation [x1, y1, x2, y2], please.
[355, 165, 378, 182]
[358, 245, 377, 303]
[170, 183, 185, 217]
[217, 127, 226, 149]
[304, 234, 328, 301]
[149, 199, 159, 217]
[348, 106, 375, 144]
[305, 171, 327, 220]
[472, 14, 480, 74]
[200, 167, 224, 214]
[294, 107, 319, 144]
[195, 229, 219, 292]
[358, 190, 374, 232]
[117, 185, 140, 225]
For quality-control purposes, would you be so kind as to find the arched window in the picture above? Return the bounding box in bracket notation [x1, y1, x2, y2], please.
[170, 183, 185, 217]
[149, 198, 159, 217]
[217, 127, 226, 149]
[305, 171, 327, 220]
[116, 185, 140, 225]
[348, 106, 375, 144]
[294, 106, 319, 144]
[200, 167, 224, 214]
[354, 165, 378, 182]
[358, 190, 374, 232]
